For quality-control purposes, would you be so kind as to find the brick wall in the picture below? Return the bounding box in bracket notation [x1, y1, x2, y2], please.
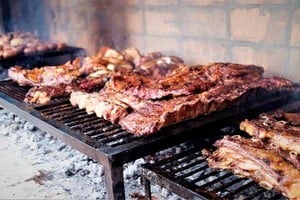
[5, 0, 300, 82]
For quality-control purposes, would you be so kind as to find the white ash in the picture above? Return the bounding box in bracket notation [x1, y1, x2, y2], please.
[0, 109, 183, 199]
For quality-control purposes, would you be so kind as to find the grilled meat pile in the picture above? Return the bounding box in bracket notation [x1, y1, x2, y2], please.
[71, 63, 294, 136]
[8, 46, 295, 135]
[8, 46, 138, 104]
[0, 32, 67, 59]
[206, 135, 300, 199]
[240, 110, 300, 169]
[206, 110, 300, 199]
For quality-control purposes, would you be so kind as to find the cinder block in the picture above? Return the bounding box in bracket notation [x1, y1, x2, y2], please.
[182, 40, 228, 64]
[291, 9, 300, 46]
[181, 0, 225, 6]
[70, 30, 90, 49]
[144, 0, 178, 6]
[86, 7, 108, 31]
[230, 46, 254, 65]
[110, 0, 141, 6]
[52, 28, 70, 44]
[182, 8, 226, 39]
[288, 48, 300, 82]
[145, 36, 180, 55]
[231, 0, 288, 4]
[230, 8, 288, 44]
[231, 45, 288, 77]
[145, 9, 180, 36]
[124, 35, 146, 52]
[292, 0, 300, 4]
[72, 0, 91, 5]
[105, 8, 143, 35]
[68, 7, 88, 30]
[124, 9, 144, 34]
[44, 0, 60, 9]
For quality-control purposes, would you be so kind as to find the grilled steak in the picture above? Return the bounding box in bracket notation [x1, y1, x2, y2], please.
[107, 63, 264, 100]
[206, 135, 300, 200]
[24, 68, 112, 104]
[240, 110, 300, 155]
[8, 58, 83, 87]
[240, 110, 300, 169]
[70, 74, 294, 136]
[119, 77, 293, 135]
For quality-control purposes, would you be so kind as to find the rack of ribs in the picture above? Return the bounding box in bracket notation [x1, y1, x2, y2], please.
[70, 62, 294, 136]
[206, 135, 300, 200]
[240, 110, 300, 169]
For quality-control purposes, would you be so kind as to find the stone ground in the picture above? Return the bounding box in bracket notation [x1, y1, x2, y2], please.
[0, 109, 183, 200]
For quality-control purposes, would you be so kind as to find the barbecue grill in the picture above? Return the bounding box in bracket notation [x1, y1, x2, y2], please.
[0, 47, 84, 68]
[0, 79, 299, 199]
[141, 101, 300, 200]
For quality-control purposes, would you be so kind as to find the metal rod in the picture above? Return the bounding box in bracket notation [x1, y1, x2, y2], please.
[143, 178, 152, 200]
[103, 157, 125, 200]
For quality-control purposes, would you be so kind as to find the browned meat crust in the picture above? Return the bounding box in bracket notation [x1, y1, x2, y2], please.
[107, 63, 264, 100]
[240, 110, 300, 169]
[8, 58, 83, 87]
[207, 135, 300, 199]
[70, 69, 294, 136]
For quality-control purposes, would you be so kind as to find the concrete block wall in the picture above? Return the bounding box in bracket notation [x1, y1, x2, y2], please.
[5, 0, 300, 82]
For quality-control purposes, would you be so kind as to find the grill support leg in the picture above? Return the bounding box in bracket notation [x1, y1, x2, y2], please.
[144, 178, 152, 200]
[103, 159, 125, 200]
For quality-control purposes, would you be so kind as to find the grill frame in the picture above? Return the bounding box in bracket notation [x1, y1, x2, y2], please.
[0, 79, 298, 199]
[0, 46, 85, 68]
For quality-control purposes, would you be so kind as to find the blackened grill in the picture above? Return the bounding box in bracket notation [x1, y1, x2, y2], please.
[0, 79, 298, 199]
[0, 47, 84, 68]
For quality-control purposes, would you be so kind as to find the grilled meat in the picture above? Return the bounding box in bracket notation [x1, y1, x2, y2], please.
[283, 112, 300, 126]
[9, 46, 140, 104]
[119, 77, 292, 135]
[107, 63, 265, 100]
[240, 110, 300, 169]
[70, 90, 130, 123]
[70, 74, 293, 136]
[240, 110, 300, 155]
[25, 84, 70, 104]
[135, 55, 184, 79]
[0, 31, 68, 59]
[8, 57, 83, 87]
[25, 70, 109, 104]
[8, 46, 140, 87]
[207, 135, 300, 200]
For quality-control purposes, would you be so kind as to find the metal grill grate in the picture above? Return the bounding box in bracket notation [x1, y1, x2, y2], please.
[0, 80, 28, 101]
[35, 100, 136, 147]
[142, 129, 288, 200]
